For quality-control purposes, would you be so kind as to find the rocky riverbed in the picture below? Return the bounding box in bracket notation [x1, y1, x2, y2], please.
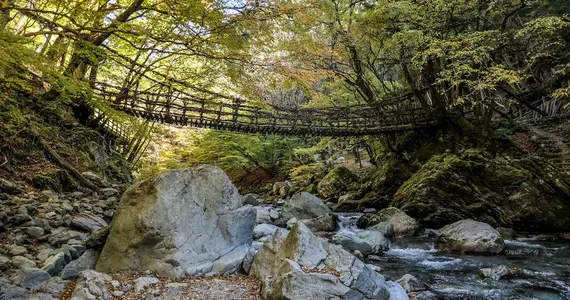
[0, 166, 569, 300]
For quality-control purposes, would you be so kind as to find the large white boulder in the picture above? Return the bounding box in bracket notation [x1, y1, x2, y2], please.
[250, 223, 390, 300]
[96, 166, 256, 277]
[437, 219, 504, 254]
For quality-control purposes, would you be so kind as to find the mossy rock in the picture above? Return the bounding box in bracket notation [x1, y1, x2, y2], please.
[335, 191, 391, 212]
[392, 149, 570, 232]
[32, 169, 78, 192]
[289, 164, 327, 188]
[317, 166, 358, 201]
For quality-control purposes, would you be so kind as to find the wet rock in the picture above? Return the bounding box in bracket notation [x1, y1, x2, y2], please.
[496, 227, 516, 240]
[71, 270, 112, 300]
[250, 222, 389, 300]
[332, 230, 389, 256]
[376, 207, 420, 237]
[357, 213, 381, 229]
[13, 268, 51, 289]
[96, 166, 255, 277]
[283, 192, 332, 220]
[368, 221, 395, 239]
[437, 219, 504, 254]
[299, 214, 338, 232]
[71, 213, 108, 232]
[396, 274, 426, 293]
[61, 250, 100, 280]
[478, 265, 512, 280]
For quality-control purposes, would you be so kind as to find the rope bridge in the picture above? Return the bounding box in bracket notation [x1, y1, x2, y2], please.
[94, 82, 442, 137]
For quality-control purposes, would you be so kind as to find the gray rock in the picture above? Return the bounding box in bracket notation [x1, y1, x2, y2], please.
[48, 228, 86, 246]
[363, 208, 377, 213]
[0, 255, 11, 270]
[269, 208, 280, 220]
[368, 221, 395, 239]
[42, 252, 67, 276]
[437, 219, 504, 254]
[415, 291, 437, 300]
[61, 250, 100, 280]
[300, 214, 339, 232]
[478, 265, 516, 280]
[12, 255, 37, 268]
[38, 277, 69, 298]
[250, 222, 389, 300]
[135, 276, 160, 292]
[376, 207, 420, 237]
[253, 224, 280, 240]
[283, 192, 332, 220]
[71, 213, 108, 232]
[0, 285, 31, 299]
[96, 166, 256, 277]
[71, 270, 112, 300]
[84, 226, 110, 249]
[386, 281, 408, 300]
[396, 274, 426, 293]
[255, 206, 273, 224]
[332, 230, 389, 256]
[242, 194, 260, 206]
[25, 226, 45, 238]
[496, 227, 516, 240]
[8, 244, 28, 256]
[13, 268, 51, 289]
[13, 214, 32, 224]
[99, 188, 119, 197]
[286, 217, 298, 229]
[209, 244, 250, 275]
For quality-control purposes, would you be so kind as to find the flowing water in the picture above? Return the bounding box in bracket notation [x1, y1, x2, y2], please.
[336, 213, 570, 300]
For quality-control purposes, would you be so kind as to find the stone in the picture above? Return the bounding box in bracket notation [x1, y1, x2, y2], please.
[477, 265, 529, 280]
[48, 228, 86, 246]
[13, 213, 32, 224]
[41, 190, 59, 201]
[415, 291, 438, 300]
[99, 188, 119, 197]
[250, 223, 389, 300]
[437, 220, 504, 254]
[24, 218, 52, 231]
[71, 270, 112, 300]
[253, 224, 280, 240]
[25, 226, 45, 238]
[375, 207, 420, 237]
[0, 177, 24, 194]
[317, 167, 358, 200]
[242, 194, 260, 206]
[42, 252, 67, 276]
[286, 217, 298, 229]
[8, 244, 28, 256]
[71, 213, 108, 232]
[269, 208, 280, 220]
[84, 226, 110, 249]
[332, 230, 389, 256]
[13, 268, 51, 289]
[368, 221, 395, 239]
[386, 281, 408, 300]
[396, 274, 426, 293]
[363, 208, 377, 213]
[38, 277, 69, 298]
[0, 255, 11, 270]
[496, 227, 516, 240]
[283, 192, 332, 220]
[209, 244, 250, 275]
[96, 166, 256, 277]
[12, 255, 37, 268]
[135, 276, 160, 292]
[0, 285, 31, 299]
[61, 250, 100, 280]
[299, 214, 339, 232]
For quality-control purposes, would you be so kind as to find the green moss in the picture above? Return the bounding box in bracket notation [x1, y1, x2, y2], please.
[317, 166, 358, 200]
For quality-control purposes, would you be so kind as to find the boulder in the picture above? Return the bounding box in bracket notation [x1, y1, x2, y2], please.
[12, 256, 36, 269]
[437, 220, 504, 254]
[368, 222, 394, 239]
[13, 268, 51, 289]
[253, 224, 280, 240]
[386, 281, 408, 300]
[0, 177, 24, 194]
[496, 227, 516, 240]
[283, 192, 332, 220]
[61, 250, 100, 280]
[84, 226, 110, 249]
[396, 274, 426, 293]
[392, 150, 570, 231]
[332, 230, 389, 256]
[250, 223, 389, 300]
[242, 194, 260, 206]
[299, 214, 339, 232]
[71, 213, 108, 232]
[42, 252, 67, 276]
[96, 166, 256, 277]
[317, 167, 358, 201]
[375, 207, 420, 237]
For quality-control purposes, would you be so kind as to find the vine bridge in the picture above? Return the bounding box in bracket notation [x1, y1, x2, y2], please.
[94, 82, 441, 137]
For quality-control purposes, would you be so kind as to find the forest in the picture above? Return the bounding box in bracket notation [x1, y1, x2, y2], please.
[0, 0, 569, 299]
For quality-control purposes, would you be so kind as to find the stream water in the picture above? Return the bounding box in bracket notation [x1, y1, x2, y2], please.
[336, 213, 570, 300]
